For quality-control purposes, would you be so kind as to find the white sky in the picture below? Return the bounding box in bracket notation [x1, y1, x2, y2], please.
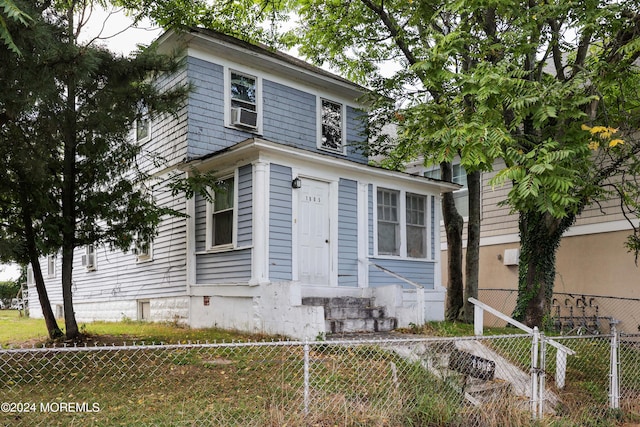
[78, 5, 162, 55]
[0, 264, 20, 282]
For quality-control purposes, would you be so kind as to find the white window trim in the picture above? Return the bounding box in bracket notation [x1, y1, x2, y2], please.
[224, 68, 262, 134]
[424, 163, 471, 222]
[317, 97, 347, 155]
[46, 254, 56, 278]
[135, 108, 151, 143]
[205, 171, 238, 252]
[373, 186, 432, 261]
[26, 265, 34, 286]
[134, 236, 154, 263]
[83, 245, 97, 271]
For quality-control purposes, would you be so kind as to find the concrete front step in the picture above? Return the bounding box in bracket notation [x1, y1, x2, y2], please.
[302, 296, 398, 334]
[325, 306, 386, 320]
[327, 317, 398, 334]
[302, 296, 374, 308]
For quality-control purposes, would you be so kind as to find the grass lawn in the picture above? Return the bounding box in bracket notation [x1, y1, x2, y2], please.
[0, 309, 279, 348]
[1, 313, 638, 426]
[0, 309, 51, 346]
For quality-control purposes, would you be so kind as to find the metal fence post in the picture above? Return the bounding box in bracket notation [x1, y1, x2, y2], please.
[303, 339, 310, 416]
[609, 321, 620, 409]
[531, 326, 540, 419]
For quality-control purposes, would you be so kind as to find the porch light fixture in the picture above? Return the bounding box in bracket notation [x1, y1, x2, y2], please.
[292, 177, 302, 189]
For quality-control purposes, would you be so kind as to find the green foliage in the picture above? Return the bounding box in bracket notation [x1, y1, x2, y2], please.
[0, 280, 20, 306]
[0, 1, 192, 339]
[113, 0, 292, 47]
[290, 0, 640, 326]
[0, 0, 31, 54]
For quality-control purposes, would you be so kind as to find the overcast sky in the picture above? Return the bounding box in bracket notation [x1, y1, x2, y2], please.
[79, 5, 162, 55]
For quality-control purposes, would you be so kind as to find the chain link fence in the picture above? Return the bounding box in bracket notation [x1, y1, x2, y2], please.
[478, 288, 640, 334]
[1, 331, 638, 426]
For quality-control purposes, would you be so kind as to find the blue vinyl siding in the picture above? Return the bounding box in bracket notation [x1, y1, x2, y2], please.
[345, 106, 367, 163]
[338, 179, 358, 287]
[194, 193, 207, 252]
[368, 259, 435, 290]
[185, 57, 367, 164]
[36, 177, 188, 304]
[237, 164, 253, 247]
[195, 165, 252, 252]
[194, 164, 253, 283]
[269, 164, 292, 280]
[262, 80, 367, 164]
[196, 249, 252, 283]
[186, 57, 252, 159]
[263, 80, 315, 148]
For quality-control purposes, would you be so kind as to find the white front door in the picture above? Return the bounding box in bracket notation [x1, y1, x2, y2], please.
[298, 178, 330, 284]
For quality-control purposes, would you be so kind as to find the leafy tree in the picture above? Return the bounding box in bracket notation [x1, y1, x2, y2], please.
[113, 0, 289, 46]
[0, 0, 31, 54]
[290, 0, 640, 327]
[287, 0, 489, 322]
[0, 0, 67, 338]
[0, 281, 21, 307]
[0, 0, 189, 340]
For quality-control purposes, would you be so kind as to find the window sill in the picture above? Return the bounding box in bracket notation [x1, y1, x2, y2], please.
[136, 257, 154, 264]
[371, 255, 436, 263]
[318, 146, 347, 156]
[197, 244, 252, 255]
[225, 123, 262, 135]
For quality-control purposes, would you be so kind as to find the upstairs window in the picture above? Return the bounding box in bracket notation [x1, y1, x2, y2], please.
[425, 164, 469, 217]
[229, 71, 258, 130]
[47, 255, 56, 278]
[82, 245, 97, 271]
[208, 177, 235, 249]
[26, 265, 34, 286]
[136, 105, 150, 142]
[134, 235, 153, 263]
[319, 99, 344, 153]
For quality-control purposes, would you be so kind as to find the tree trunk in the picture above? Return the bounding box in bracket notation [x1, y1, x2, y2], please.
[513, 211, 566, 328]
[441, 162, 464, 320]
[462, 170, 481, 323]
[29, 258, 63, 340]
[16, 176, 62, 339]
[61, 6, 80, 340]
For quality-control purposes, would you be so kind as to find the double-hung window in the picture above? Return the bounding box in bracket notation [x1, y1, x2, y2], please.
[135, 235, 153, 263]
[208, 177, 235, 249]
[136, 104, 150, 142]
[47, 255, 56, 278]
[319, 98, 345, 153]
[406, 193, 427, 258]
[377, 188, 429, 259]
[377, 188, 400, 255]
[425, 163, 468, 217]
[83, 245, 97, 271]
[229, 71, 258, 130]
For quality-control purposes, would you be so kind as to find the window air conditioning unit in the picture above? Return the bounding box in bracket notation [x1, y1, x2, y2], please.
[231, 107, 258, 129]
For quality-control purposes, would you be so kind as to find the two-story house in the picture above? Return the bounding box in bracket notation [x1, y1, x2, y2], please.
[26, 28, 457, 339]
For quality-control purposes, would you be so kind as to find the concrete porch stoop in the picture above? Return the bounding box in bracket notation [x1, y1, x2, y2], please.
[301, 296, 398, 334]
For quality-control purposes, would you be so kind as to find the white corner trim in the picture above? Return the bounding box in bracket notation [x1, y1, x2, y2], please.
[250, 160, 270, 285]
